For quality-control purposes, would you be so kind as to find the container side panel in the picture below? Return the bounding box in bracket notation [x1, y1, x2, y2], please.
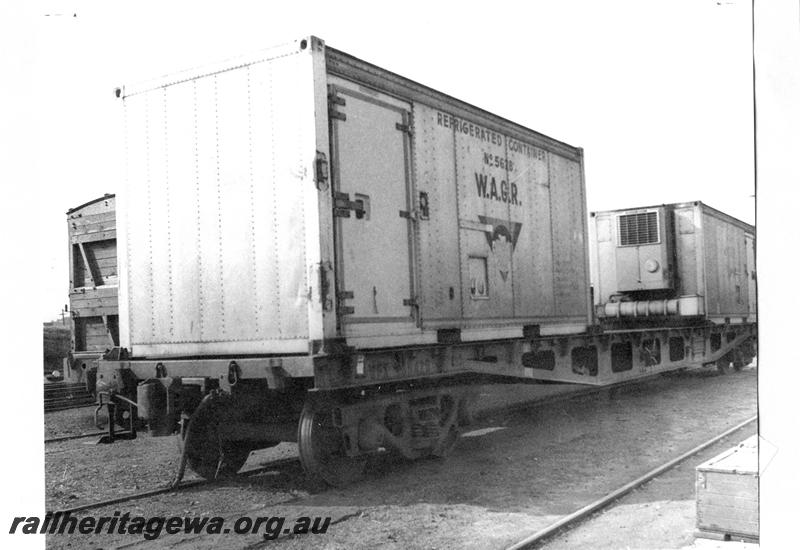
[745, 233, 756, 319]
[216, 68, 261, 340]
[412, 104, 583, 328]
[124, 95, 154, 344]
[732, 218, 749, 316]
[249, 62, 281, 338]
[674, 205, 699, 295]
[548, 154, 589, 317]
[414, 104, 461, 321]
[732, 223, 748, 316]
[121, 48, 315, 355]
[146, 89, 173, 342]
[704, 215, 720, 314]
[270, 56, 313, 338]
[164, 81, 202, 343]
[508, 137, 554, 317]
[453, 117, 515, 318]
[118, 131, 130, 348]
[195, 76, 225, 340]
[703, 212, 748, 317]
[593, 213, 617, 303]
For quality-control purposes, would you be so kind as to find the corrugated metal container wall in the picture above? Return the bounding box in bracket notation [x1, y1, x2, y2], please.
[699, 206, 753, 320]
[591, 212, 616, 304]
[672, 203, 754, 321]
[673, 205, 701, 296]
[119, 44, 323, 357]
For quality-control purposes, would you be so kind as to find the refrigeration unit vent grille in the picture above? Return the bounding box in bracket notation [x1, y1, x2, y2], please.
[618, 212, 659, 246]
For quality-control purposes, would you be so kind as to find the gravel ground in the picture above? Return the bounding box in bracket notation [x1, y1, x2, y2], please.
[541, 424, 759, 550]
[43, 380, 579, 511]
[43, 365, 757, 549]
[45, 405, 108, 439]
[45, 431, 301, 512]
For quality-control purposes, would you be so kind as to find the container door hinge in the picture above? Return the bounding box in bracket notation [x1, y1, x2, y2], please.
[395, 122, 412, 135]
[319, 262, 333, 310]
[403, 297, 418, 308]
[337, 290, 355, 315]
[329, 93, 346, 121]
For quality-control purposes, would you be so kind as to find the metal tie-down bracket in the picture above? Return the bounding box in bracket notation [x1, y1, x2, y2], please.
[94, 391, 138, 444]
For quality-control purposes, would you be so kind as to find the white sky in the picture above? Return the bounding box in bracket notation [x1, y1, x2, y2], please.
[15, 0, 756, 322]
[9, 1, 800, 547]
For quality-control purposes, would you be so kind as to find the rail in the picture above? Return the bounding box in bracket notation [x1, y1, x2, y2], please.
[44, 382, 95, 412]
[50, 458, 300, 515]
[505, 415, 758, 550]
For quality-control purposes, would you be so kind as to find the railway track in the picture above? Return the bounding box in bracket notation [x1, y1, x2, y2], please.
[50, 457, 301, 515]
[45, 431, 107, 444]
[44, 376, 648, 511]
[44, 382, 95, 412]
[45, 368, 746, 519]
[504, 415, 759, 550]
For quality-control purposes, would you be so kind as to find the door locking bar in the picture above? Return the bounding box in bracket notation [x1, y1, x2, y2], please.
[337, 290, 355, 315]
[334, 192, 366, 218]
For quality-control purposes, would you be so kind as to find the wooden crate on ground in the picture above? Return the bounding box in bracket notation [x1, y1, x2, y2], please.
[695, 434, 759, 541]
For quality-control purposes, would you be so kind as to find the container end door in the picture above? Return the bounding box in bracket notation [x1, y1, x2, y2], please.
[330, 87, 416, 332]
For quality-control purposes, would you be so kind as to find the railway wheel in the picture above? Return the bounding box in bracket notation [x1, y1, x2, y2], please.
[298, 400, 366, 487]
[183, 394, 251, 480]
[431, 394, 460, 458]
[732, 345, 753, 371]
[716, 353, 734, 374]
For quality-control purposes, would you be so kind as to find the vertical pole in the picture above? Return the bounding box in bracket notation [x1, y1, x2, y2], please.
[107, 401, 116, 443]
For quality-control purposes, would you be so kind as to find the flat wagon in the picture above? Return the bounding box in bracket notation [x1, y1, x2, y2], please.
[590, 201, 756, 376]
[95, 36, 756, 485]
